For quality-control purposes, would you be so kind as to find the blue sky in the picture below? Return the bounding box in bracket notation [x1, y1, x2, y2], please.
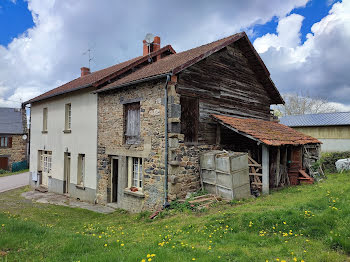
[0, 0, 349, 109]
[0, 0, 34, 46]
[251, 0, 341, 43]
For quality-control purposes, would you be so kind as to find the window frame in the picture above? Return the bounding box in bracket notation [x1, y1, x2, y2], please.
[0, 136, 8, 148]
[127, 157, 143, 190]
[42, 107, 48, 132]
[124, 102, 141, 144]
[65, 103, 72, 131]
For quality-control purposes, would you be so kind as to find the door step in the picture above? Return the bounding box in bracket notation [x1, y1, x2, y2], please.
[35, 186, 48, 193]
[107, 203, 119, 209]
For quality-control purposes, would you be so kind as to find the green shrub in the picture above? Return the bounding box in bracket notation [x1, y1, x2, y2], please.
[321, 151, 350, 173]
[0, 169, 9, 174]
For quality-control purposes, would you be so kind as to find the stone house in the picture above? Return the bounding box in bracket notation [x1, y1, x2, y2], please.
[94, 32, 320, 212]
[25, 32, 320, 212]
[0, 107, 28, 171]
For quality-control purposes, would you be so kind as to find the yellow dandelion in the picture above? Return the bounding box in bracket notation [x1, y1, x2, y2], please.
[104, 244, 107, 247]
[148, 259, 152, 262]
[121, 243, 124, 247]
[192, 259, 196, 261]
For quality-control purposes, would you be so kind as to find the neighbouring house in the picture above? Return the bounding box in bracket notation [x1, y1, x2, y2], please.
[25, 32, 321, 212]
[281, 112, 350, 152]
[0, 107, 28, 171]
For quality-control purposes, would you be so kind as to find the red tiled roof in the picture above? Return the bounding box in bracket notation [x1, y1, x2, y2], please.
[99, 33, 244, 90]
[212, 114, 321, 146]
[24, 45, 175, 104]
[98, 32, 283, 104]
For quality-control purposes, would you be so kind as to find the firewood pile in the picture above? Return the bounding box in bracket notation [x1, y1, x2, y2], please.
[178, 194, 225, 209]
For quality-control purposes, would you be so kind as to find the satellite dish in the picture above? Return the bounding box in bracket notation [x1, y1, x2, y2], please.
[144, 33, 155, 45]
[22, 134, 27, 140]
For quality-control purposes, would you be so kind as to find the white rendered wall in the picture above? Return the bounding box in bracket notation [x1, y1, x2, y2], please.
[29, 89, 97, 190]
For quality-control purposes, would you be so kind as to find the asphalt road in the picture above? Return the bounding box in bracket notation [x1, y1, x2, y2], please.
[0, 172, 30, 193]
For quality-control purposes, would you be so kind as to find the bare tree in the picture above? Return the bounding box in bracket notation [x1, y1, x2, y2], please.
[276, 92, 338, 116]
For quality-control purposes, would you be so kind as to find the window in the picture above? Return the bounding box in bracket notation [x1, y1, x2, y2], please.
[77, 154, 85, 186]
[124, 102, 140, 144]
[0, 136, 11, 148]
[127, 157, 143, 189]
[180, 96, 199, 142]
[65, 103, 71, 130]
[43, 108, 48, 132]
[41, 151, 52, 173]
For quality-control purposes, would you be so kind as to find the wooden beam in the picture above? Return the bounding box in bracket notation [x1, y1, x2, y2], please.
[262, 144, 269, 194]
[275, 147, 281, 187]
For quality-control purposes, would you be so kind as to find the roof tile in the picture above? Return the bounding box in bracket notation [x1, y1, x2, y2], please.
[212, 114, 320, 146]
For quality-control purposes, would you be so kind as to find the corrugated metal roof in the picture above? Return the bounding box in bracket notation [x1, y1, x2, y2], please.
[280, 112, 350, 127]
[0, 108, 24, 134]
[212, 114, 321, 146]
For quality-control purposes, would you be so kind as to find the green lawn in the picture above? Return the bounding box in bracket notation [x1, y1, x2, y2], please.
[1, 173, 350, 262]
[0, 169, 29, 178]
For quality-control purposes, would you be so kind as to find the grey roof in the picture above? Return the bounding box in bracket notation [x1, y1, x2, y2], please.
[280, 112, 350, 127]
[0, 108, 24, 134]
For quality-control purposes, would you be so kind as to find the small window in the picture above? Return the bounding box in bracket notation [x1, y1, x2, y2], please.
[124, 102, 140, 144]
[127, 157, 143, 189]
[0, 137, 11, 148]
[43, 108, 48, 132]
[65, 104, 71, 130]
[77, 154, 85, 186]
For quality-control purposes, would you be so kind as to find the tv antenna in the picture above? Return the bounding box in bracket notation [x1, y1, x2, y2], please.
[144, 33, 155, 63]
[82, 46, 94, 69]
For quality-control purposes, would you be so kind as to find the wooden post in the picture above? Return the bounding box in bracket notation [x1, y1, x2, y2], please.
[275, 147, 280, 187]
[262, 144, 269, 194]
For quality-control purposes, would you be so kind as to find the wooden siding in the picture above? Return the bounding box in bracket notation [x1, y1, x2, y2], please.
[293, 126, 350, 139]
[177, 42, 272, 144]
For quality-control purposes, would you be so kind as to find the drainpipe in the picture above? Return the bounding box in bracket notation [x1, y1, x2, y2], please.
[164, 74, 171, 208]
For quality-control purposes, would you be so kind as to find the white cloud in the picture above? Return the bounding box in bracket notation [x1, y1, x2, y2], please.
[254, 0, 350, 107]
[0, 0, 309, 107]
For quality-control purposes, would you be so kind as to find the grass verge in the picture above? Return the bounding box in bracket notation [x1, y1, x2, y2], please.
[1, 173, 350, 261]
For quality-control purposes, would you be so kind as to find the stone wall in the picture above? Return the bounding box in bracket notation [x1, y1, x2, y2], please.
[97, 79, 167, 212]
[0, 134, 27, 170]
[97, 76, 222, 212]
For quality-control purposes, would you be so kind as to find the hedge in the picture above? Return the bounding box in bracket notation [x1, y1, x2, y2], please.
[321, 151, 350, 173]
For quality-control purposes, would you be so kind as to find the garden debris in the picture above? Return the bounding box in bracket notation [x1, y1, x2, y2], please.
[0, 251, 7, 257]
[179, 194, 224, 209]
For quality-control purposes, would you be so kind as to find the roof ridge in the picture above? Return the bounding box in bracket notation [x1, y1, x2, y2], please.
[283, 111, 350, 117]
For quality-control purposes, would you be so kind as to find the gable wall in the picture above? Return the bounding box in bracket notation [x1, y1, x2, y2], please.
[177, 42, 272, 144]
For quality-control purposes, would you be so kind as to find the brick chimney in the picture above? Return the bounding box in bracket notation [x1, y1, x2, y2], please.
[81, 67, 90, 76]
[142, 36, 161, 56]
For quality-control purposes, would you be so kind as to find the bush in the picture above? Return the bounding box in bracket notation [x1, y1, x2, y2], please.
[0, 169, 9, 174]
[321, 151, 350, 173]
